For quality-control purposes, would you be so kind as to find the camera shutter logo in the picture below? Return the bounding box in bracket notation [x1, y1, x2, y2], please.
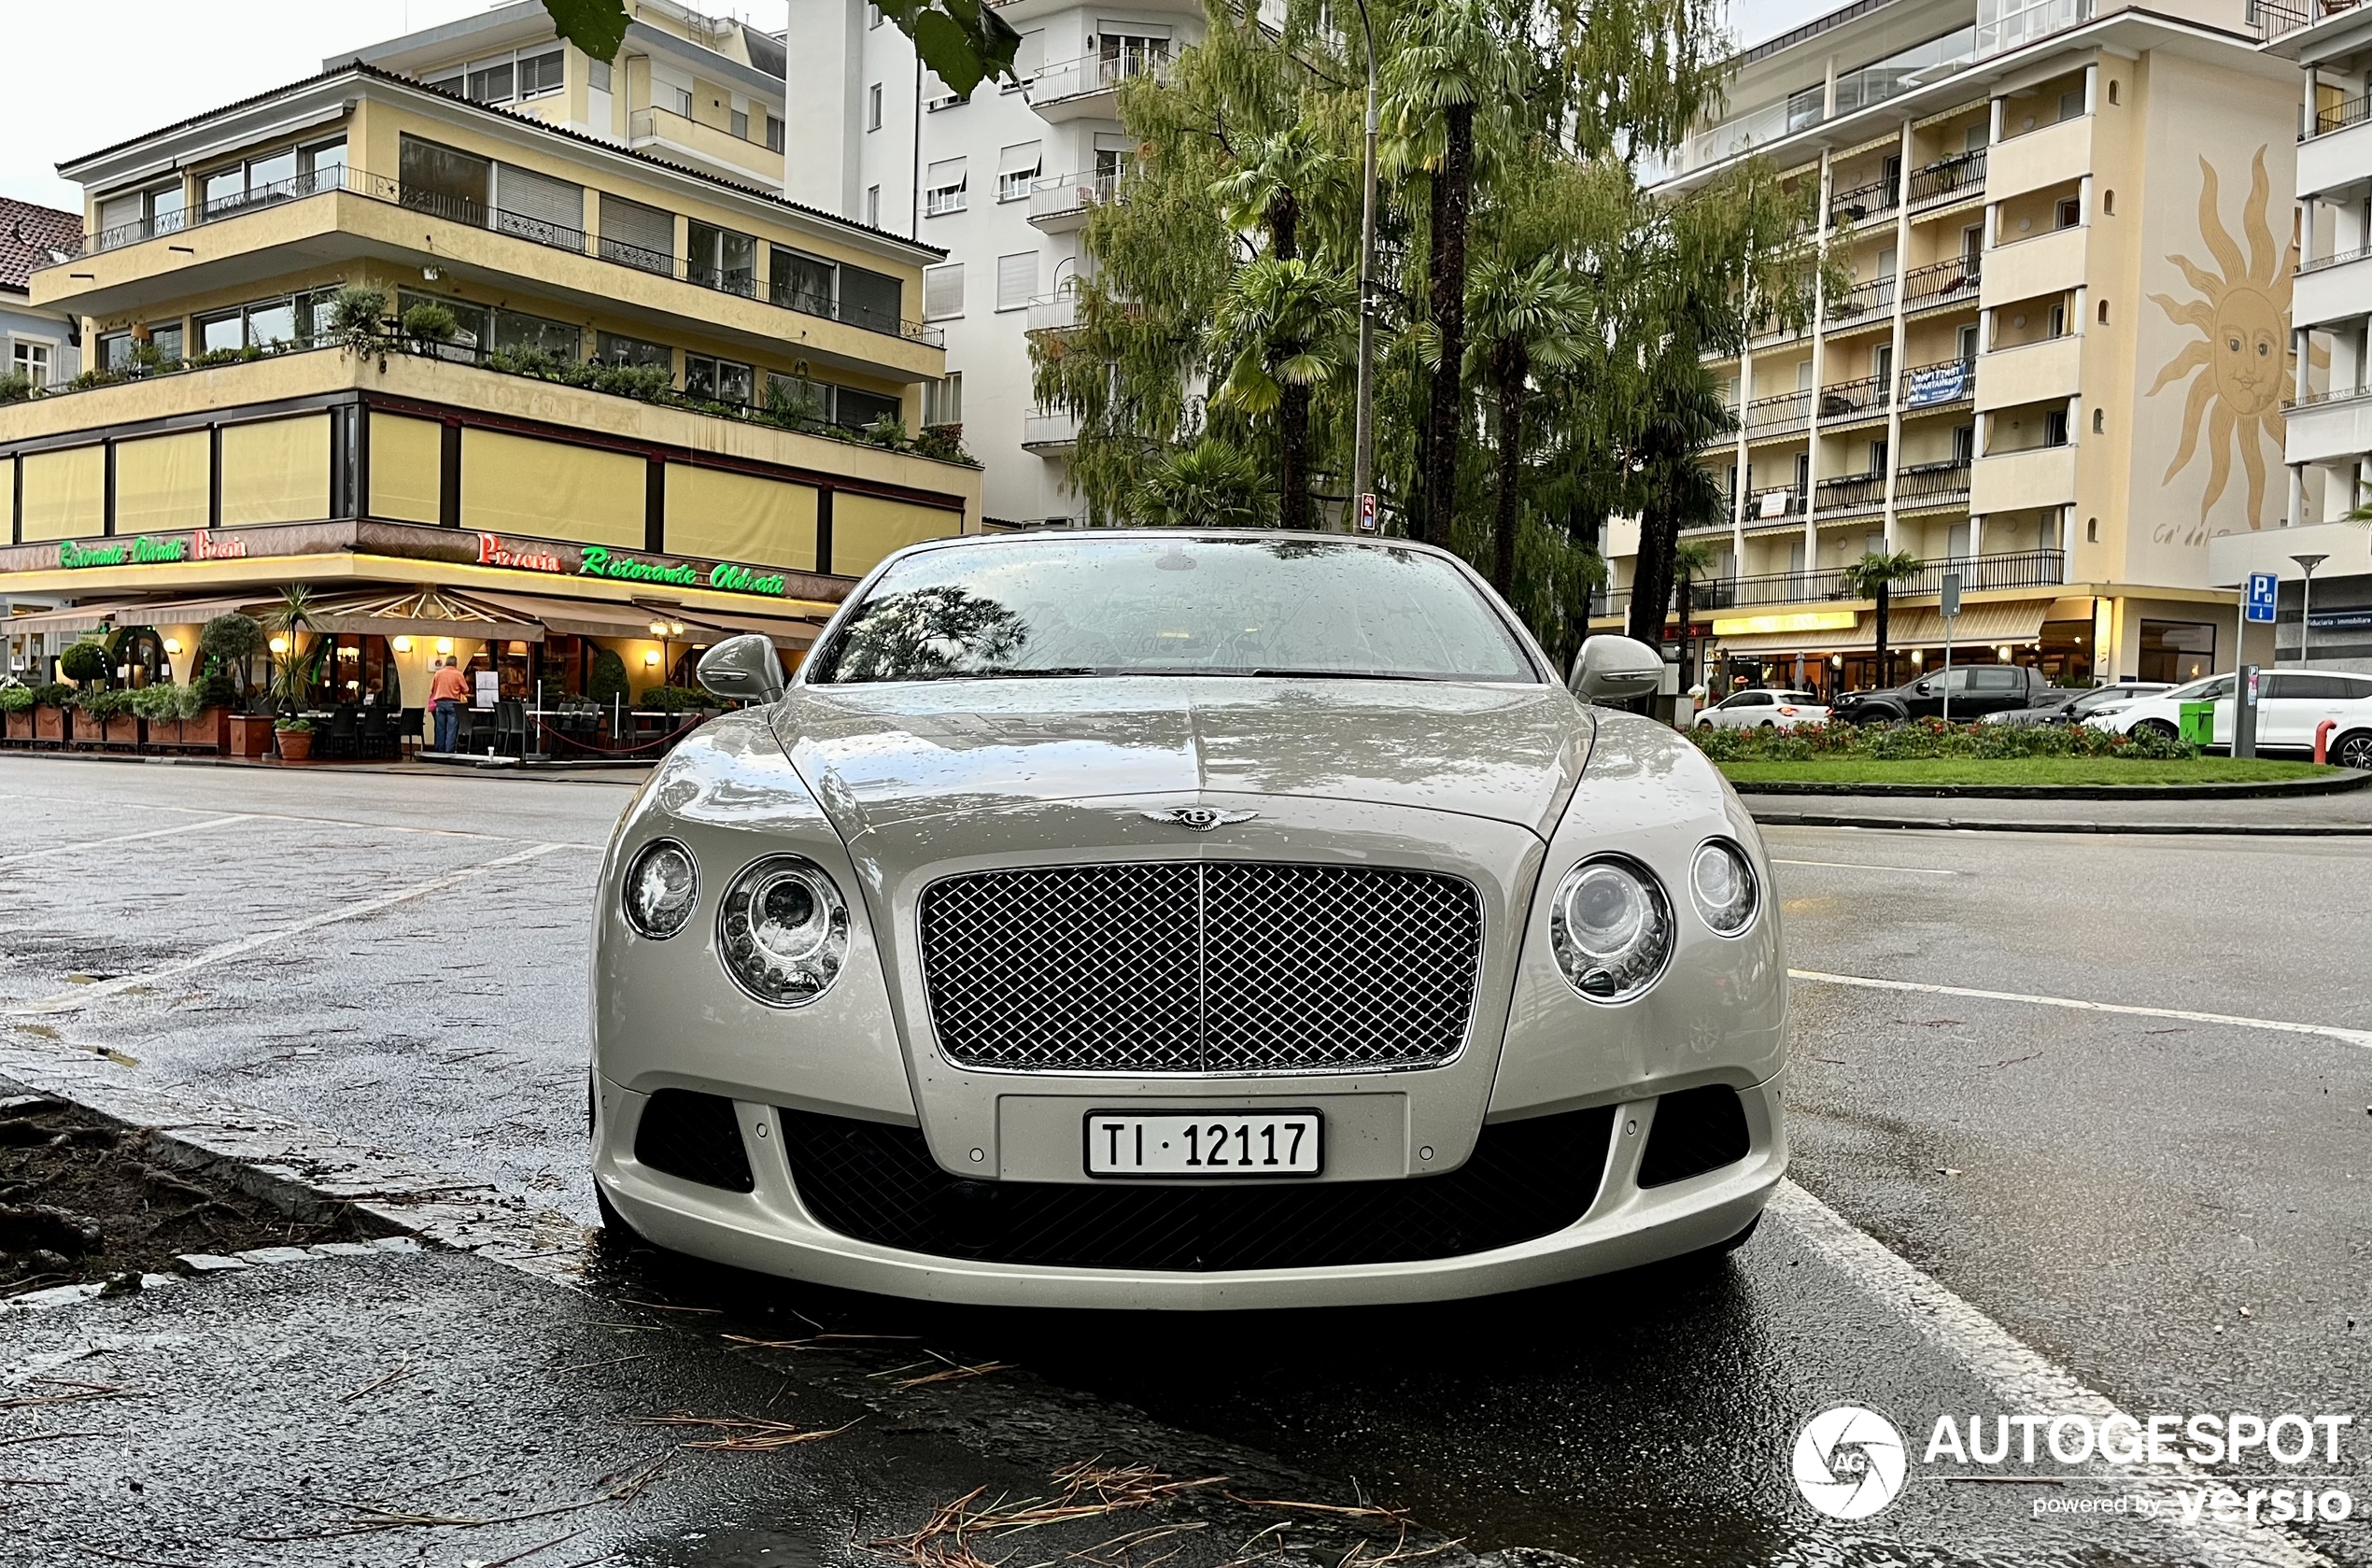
[1793, 1406, 1909, 1519]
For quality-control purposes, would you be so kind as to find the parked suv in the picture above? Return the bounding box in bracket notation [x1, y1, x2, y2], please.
[1833, 664, 2053, 724]
[2089, 671, 2372, 767]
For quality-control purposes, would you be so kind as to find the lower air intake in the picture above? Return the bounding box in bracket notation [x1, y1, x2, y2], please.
[1636, 1085, 1752, 1189]
[777, 1107, 1614, 1271]
[634, 1089, 755, 1194]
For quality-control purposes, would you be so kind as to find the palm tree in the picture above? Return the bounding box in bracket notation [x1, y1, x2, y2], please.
[1624, 367, 1731, 653]
[1209, 256, 1357, 530]
[1383, 0, 1521, 545]
[1842, 550, 1924, 688]
[1672, 539, 1717, 692]
[1131, 437, 1277, 529]
[1209, 122, 1337, 263]
[1464, 254, 1591, 596]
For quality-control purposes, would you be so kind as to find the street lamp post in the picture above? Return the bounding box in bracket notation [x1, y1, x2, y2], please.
[1349, 0, 1379, 534]
[2291, 553, 2327, 667]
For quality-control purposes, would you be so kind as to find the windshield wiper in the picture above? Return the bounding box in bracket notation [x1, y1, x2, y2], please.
[1242, 668, 1464, 683]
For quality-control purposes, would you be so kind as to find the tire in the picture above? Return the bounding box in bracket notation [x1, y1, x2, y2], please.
[2334, 729, 2372, 771]
[1758, 719, 1776, 729]
[1696, 720, 1715, 732]
[2136, 718, 2179, 740]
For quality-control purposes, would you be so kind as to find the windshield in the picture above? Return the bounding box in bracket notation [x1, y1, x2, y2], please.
[807, 537, 1541, 685]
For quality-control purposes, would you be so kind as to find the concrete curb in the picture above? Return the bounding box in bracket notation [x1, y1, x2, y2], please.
[1744, 810, 2372, 835]
[0, 749, 648, 781]
[1728, 768, 2372, 800]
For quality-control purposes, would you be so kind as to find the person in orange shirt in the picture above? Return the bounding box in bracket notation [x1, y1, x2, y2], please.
[427, 657, 470, 754]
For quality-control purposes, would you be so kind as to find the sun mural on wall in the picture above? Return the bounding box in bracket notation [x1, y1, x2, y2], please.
[2146, 147, 2294, 537]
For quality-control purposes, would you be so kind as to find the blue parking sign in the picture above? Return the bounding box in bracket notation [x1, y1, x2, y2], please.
[2246, 571, 2279, 624]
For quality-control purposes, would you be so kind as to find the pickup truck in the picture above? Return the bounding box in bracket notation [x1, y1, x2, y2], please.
[1832, 664, 2053, 724]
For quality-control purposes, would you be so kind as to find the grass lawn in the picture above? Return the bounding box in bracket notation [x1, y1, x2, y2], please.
[1716, 757, 2343, 788]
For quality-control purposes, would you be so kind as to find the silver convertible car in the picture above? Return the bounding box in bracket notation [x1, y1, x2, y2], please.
[591, 532, 1787, 1309]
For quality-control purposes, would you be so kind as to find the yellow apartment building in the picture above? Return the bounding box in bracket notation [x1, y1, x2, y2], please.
[1, 56, 978, 713]
[1611, 0, 2300, 695]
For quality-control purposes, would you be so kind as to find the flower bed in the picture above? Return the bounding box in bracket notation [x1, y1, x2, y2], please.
[1689, 715, 2197, 764]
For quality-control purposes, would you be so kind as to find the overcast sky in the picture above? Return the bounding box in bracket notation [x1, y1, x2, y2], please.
[0, 0, 1823, 214]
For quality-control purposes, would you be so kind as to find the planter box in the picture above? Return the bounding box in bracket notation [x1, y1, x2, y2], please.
[2, 708, 29, 744]
[101, 713, 142, 748]
[34, 704, 71, 745]
[227, 713, 275, 758]
[181, 707, 229, 754]
[276, 728, 315, 763]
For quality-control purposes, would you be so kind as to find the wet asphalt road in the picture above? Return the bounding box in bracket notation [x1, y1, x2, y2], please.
[2, 756, 2368, 1568]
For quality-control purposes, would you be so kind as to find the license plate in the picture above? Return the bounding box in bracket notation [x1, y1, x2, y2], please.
[1082, 1110, 1323, 1179]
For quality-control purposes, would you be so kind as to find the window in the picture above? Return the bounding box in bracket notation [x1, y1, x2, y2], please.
[765, 114, 784, 152]
[201, 290, 338, 354]
[1958, 323, 1980, 361]
[11, 340, 54, 385]
[2048, 302, 2065, 337]
[1953, 424, 1975, 463]
[866, 185, 882, 226]
[2101, 189, 2115, 217]
[400, 135, 491, 225]
[2058, 89, 2083, 121]
[924, 262, 965, 320]
[998, 141, 1043, 202]
[595, 331, 671, 367]
[587, 57, 612, 92]
[924, 372, 963, 427]
[493, 162, 585, 247]
[996, 252, 1038, 312]
[868, 83, 883, 131]
[673, 86, 694, 118]
[769, 371, 833, 422]
[2043, 408, 2068, 446]
[398, 290, 489, 352]
[687, 220, 757, 295]
[925, 158, 967, 216]
[2092, 407, 2104, 434]
[840, 265, 903, 334]
[925, 74, 960, 111]
[837, 386, 901, 431]
[2056, 197, 2081, 228]
[684, 353, 755, 404]
[868, 3, 882, 25]
[517, 49, 564, 99]
[599, 192, 673, 271]
[491, 308, 582, 360]
[2086, 516, 2098, 543]
[99, 332, 135, 369]
[200, 136, 346, 219]
[771, 247, 836, 316]
[731, 108, 750, 140]
[1970, 667, 2021, 692]
[95, 181, 187, 246]
[1099, 28, 1172, 81]
[466, 58, 515, 106]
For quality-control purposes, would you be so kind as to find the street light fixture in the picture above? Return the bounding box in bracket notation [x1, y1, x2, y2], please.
[2291, 553, 2328, 667]
[1348, 0, 1380, 534]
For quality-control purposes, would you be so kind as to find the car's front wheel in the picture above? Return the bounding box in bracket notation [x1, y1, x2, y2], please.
[2333, 729, 2372, 771]
[2135, 718, 2179, 740]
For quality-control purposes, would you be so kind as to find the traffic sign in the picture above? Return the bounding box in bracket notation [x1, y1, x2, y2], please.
[1356, 492, 1378, 533]
[1940, 572, 1961, 618]
[2246, 571, 2278, 624]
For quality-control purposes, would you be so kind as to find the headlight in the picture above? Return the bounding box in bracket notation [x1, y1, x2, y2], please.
[1547, 856, 1673, 1002]
[622, 839, 699, 939]
[717, 855, 849, 1007]
[1690, 840, 1758, 936]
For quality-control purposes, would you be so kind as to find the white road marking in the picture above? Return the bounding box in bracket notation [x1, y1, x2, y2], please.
[1772, 857, 1958, 875]
[0, 813, 255, 868]
[5, 842, 571, 1016]
[1771, 1181, 2331, 1567]
[0, 792, 605, 848]
[1789, 968, 2372, 1051]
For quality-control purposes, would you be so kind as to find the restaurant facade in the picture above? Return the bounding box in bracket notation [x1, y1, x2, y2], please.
[2, 61, 980, 727]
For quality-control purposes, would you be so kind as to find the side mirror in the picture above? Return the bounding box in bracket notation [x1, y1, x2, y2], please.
[1567, 635, 1664, 704]
[1913, 680, 1932, 695]
[696, 634, 786, 705]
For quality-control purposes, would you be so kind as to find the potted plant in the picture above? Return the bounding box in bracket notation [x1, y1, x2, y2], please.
[186, 667, 235, 754]
[30, 682, 74, 746]
[0, 683, 32, 744]
[275, 714, 316, 762]
[80, 685, 141, 748]
[202, 612, 271, 757]
[131, 682, 183, 747]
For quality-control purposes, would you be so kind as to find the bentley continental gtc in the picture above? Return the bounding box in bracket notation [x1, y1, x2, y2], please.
[591, 531, 1787, 1308]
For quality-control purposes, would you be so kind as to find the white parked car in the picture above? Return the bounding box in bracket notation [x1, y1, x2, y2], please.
[1695, 688, 1830, 730]
[2086, 671, 2372, 768]
[1981, 681, 2172, 727]
[591, 532, 1786, 1309]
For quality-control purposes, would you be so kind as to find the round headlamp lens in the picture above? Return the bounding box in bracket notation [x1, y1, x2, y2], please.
[622, 839, 698, 939]
[1691, 841, 1758, 936]
[718, 855, 848, 1007]
[1548, 857, 1673, 1002]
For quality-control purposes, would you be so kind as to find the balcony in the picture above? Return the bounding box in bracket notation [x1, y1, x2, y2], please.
[1600, 548, 2067, 616]
[1817, 372, 1891, 427]
[2294, 244, 2372, 331]
[2282, 383, 2372, 465]
[1829, 175, 1899, 232]
[2299, 96, 2372, 200]
[1990, 114, 2090, 203]
[1028, 171, 1120, 233]
[1024, 51, 1173, 121]
[1902, 254, 1982, 315]
[35, 163, 944, 360]
[1981, 225, 2084, 310]
[1744, 388, 1810, 440]
[1025, 292, 1080, 333]
[1976, 334, 2079, 411]
[1022, 408, 1080, 452]
[628, 104, 783, 185]
[1814, 469, 1888, 517]
[1909, 148, 1985, 213]
[1971, 443, 2075, 512]
[1892, 457, 1973, 512]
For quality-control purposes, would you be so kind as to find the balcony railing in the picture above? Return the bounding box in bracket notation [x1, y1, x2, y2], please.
[1818, 373, 1891, 423]
[1829, 177, 1898, 230]
[1815, 470, 1888, 514]
[44, 163, 942, 347]
[1025, 292, 1080, 332]
[1893, 457, 1973, 506]
[2252, 0, 2309, 40]
[1026, 50, 1173, 106]
[1744, 388, 1810, 436]
[1600, 548, 2066, 616]
[2314, 92, 2372, 136]
[1909, 148, 1986, 208]
[1903, 254, 1981, 312]
[1028, 169, 1122, 224]
[2299, 241, 2372, 275]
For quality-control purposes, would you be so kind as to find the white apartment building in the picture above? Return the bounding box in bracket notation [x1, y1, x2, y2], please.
[783, 0, 1205, 527]
[2242, 0, 2372, 669]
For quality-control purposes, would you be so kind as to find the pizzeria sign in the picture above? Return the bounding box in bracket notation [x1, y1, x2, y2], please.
[477, 533, 789, 598]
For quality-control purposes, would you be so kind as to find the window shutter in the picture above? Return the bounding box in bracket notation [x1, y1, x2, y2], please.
[924, 263, 965, 320]
[1017, 29, 1046, 77]
[926, 157, 967, 191]
[996, 252, 1038, 311]
[998, 141, 1043, 175]
[600, 193, 674, 269]
[493, 163, 585, 245]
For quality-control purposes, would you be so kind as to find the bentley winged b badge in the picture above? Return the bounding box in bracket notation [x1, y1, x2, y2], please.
[1141, 807, 1261, 832]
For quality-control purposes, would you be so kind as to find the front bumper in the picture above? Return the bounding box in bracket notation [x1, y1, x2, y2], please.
[592, 1072, 1787, 1310]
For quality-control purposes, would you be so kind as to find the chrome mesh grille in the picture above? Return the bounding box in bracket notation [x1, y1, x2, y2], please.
[919, 863, 1482, 1073]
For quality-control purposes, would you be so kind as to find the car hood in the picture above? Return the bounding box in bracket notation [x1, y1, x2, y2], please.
[768, 676, 1591, 841]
